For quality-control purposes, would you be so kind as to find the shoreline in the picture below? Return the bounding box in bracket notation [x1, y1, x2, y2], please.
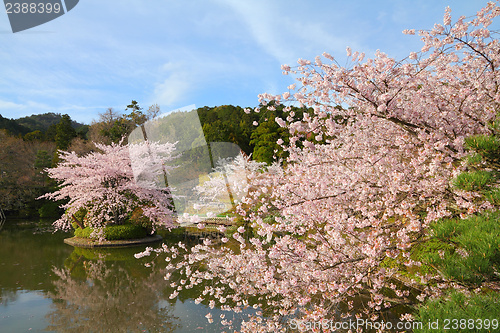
[63, 235, 163, 248]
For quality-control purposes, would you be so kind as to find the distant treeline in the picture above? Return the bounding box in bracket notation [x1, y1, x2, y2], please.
[0, 102, 312, 218]
[0, 112, 88, 139]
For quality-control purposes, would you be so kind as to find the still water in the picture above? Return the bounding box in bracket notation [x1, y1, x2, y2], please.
[0, 219, 243, 333]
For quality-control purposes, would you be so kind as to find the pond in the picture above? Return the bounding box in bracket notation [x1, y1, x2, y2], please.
[0, 219, 247, 332]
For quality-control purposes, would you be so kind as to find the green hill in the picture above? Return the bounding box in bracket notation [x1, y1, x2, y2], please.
[16, 112, 84, 132]
[0, 114, 31, 136]
[0, 112, 86, 138]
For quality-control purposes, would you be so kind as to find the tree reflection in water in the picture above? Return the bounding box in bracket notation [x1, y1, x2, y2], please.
[45, 248, 180, 333]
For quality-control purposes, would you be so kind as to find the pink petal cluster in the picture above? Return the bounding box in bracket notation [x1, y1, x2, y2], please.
[144, 3, 500, 331]
[41, 141, 176, 237]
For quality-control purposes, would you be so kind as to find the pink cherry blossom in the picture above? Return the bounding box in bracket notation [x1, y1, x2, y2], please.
[142, 3, 500, 331]
[40, 141, 177, 238]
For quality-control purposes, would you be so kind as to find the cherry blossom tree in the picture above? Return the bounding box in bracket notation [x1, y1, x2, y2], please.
[40, 141, 177, 238]
[194, 152, 267, 211]
[138, 3, 500, 331]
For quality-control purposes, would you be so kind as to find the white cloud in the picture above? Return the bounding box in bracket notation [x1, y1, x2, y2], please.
[216, 0, 300, 63]
[0, 100, 24, 110]
[153, 63, 194, 106]
[1, 0, 498, 124]
[216, 0, 364, 65]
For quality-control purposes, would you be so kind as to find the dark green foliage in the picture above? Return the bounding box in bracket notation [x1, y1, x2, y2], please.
[452, 170, 494, 191]
[424, 211, 500, 285]
[74, 224, 148, 240]
[415, 291, 500, 333]
[34, 150, 52, 169]
[464, 135, 500, 160]
[38, 201, 61, 218]
[0, 130, 57, 217]
[102, 119, 130, 143]
[36, 150, 53, 172]
[0, 114, 31, 136]
[75, 125, 89, 140]
[197, 105, 258, 156]
[414, 117, 500, 325]
[104, 224, 148, 240]
[34, 149, 54, 187]
[249, 103, 312, 164]
[250, 117, 286, 164]
[24, 130, 44, 141]
[156, 226, 187, 240]
[55, 114, 77, 150]
[16, 112, 83, 132]
[45, 123, 57, 141]
[0, 112, 86, 143]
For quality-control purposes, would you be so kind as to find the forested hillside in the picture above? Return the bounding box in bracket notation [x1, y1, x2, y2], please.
[0, 114, 31, 136]
[16, 112, 84, 132]
[0, 103, 311, 218]
[0, 112, 86, 134]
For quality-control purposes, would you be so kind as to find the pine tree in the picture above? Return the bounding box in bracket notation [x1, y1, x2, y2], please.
[415, 116, 500, 330]
[55, 114, 76, 150]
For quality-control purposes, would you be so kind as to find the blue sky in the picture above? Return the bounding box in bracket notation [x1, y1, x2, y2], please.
[0, 0, 496, 124]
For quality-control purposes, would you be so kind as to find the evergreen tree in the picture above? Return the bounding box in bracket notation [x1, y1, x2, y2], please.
[55, 114, 76, 150]
[126, 100, 147, 126]
[415, 116, 500, 329]
[45, 123, 57, 142]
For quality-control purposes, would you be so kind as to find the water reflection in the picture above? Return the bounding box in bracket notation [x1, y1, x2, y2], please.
[0, 220, 245, 332]
[0, 220, 72, 301]
[46, 248, 179, 332]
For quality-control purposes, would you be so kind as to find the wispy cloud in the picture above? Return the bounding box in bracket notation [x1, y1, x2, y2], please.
[0, 99, 25, 110]
[217, 0, 349, 65]
[0, 0, 497, 124]
[153, 62, 194, 106]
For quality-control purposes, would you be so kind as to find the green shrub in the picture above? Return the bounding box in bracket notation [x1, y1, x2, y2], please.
[104, 224, 147, 240]
[38, 201, 61, 218]
[73, 224, 148, 240]
[157, 226, 186, 240]
[414, 121, 500, 332]
[73, 207, 87, 223]
[415, 291, 500, 333]
[127, 207, 154, 232]
[466, 153, 483, 165]
[74, 226, 92, 238]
